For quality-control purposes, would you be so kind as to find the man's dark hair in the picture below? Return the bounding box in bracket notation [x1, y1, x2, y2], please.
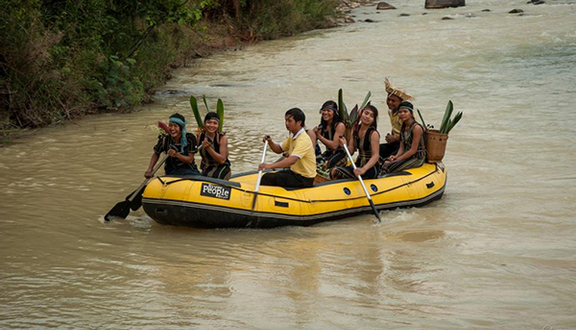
[285, 108, 306, 127]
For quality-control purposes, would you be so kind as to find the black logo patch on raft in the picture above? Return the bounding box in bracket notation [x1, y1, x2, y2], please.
[200, 183, 231, 200]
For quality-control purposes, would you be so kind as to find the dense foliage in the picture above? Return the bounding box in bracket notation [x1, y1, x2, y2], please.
[212, 0, 338, 40]
[1, 0, 337, 130]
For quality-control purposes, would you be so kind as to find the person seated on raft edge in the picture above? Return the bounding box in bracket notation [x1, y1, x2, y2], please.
[380, 77, 415, 161]
[330, 105, 381, 180]
[382, 101, 426, 174]
[197, 112, 231, 180]
[145, 113, 200, 178]
[258, 108, 317, 188]
[308, 100, 347, 176]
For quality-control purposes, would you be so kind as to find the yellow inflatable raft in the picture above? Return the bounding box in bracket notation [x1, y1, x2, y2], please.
[141, 162, 446, 228]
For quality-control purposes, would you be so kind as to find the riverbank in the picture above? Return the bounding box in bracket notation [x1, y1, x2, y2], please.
[1, 0, 375, 145]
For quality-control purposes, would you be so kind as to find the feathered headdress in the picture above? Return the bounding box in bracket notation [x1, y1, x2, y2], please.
[384, 77, 414, 101]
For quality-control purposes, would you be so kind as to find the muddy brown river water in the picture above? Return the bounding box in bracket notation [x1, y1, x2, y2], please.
[1, 0, 575, 328]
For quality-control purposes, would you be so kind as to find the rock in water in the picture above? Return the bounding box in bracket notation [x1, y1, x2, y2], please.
[377, 2, 396, 10]
[425, 0, 465, 9]
[160, 90, 187, 95]
[508, 9, 524, 13]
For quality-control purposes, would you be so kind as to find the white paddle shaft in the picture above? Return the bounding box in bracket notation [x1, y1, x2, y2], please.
[254, 140, 269, 193]
[342, 143, 373, 202]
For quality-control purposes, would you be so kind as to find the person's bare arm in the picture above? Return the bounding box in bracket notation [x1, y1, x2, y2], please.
[394, 125, 423, 162]
[263, 135, 284, 154]
[145, 153, 160, 178]
[258, 155, 299, 171]
[203, 135, 228, 164]
[354, 131, 380, 176]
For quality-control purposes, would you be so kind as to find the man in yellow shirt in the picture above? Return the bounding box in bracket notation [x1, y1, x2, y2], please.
[258, 108, 316, 188]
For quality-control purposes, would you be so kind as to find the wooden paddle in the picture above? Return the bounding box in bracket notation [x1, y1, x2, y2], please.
[341, 140, 382, 223]
[251, 139, 269, 211]
[104, 155, 168, 221]
[104, 139, 207, 222]
[105, 121, 172, 221]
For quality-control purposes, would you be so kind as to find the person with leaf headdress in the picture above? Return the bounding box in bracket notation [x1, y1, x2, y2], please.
[197, 112, 231, 180]
[145, 113, 200, 178]
[309, 100, 347, 175]
[380, 78, 414, 160]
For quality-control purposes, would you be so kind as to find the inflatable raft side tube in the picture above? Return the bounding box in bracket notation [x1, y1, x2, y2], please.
[142, 183, 444, 228]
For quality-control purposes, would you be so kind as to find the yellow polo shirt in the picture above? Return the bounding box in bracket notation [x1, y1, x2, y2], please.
[388, 109, 403, 136]
[281, 128, 316, 179]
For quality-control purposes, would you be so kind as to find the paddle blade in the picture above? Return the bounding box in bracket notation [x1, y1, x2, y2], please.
[368, 199, 382, 223]
[129, 186, 147, 211]
[104, 201, 130, 221]
[251, 193, 258, 211]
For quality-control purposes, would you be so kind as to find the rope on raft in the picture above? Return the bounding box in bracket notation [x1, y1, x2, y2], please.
[155, 164, 441, 205]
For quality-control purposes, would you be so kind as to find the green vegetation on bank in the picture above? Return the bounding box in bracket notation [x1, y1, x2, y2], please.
[1, 0, 338, 132]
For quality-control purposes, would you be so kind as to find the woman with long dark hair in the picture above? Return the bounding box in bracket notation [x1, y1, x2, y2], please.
[331, 105, 381, 180]
[197, 112, 231, 180]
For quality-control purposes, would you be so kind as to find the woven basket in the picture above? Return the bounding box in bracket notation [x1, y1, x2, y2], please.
[425, 129, 448, 163]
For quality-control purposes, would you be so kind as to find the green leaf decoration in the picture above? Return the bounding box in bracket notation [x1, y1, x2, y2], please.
[439, 100, 453, 134]
[446, 112, 462, 134]
[202, 95, 211, 113]
[417, 109, 427, 130]
[338, 89, 349, 122]
[359, 91, 371, 110]
[444, 119, 452, 135]
[189, 95, 204, 129]
[349, 104, 359, 126]
[216, 98, 224, 133]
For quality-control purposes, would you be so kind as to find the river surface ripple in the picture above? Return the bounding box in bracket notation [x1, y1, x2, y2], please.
[1, 0, 576, 328]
